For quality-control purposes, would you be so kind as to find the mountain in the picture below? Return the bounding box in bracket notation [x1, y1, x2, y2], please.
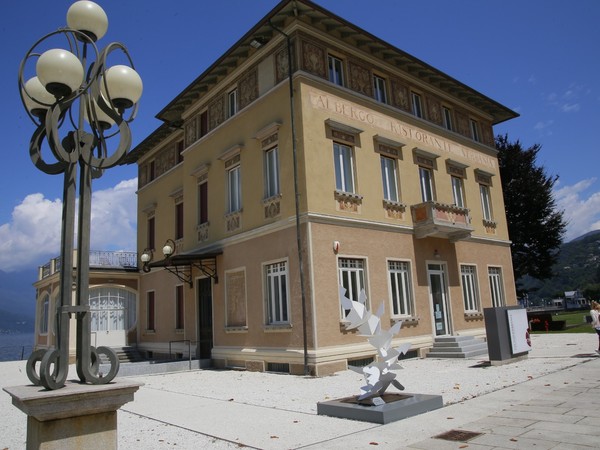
[0, 268, 37, 332]
[519, 230, 600, 301]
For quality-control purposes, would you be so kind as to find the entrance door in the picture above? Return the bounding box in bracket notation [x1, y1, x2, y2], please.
[428, 263, 450, 336]
[197, 278, 213, 359]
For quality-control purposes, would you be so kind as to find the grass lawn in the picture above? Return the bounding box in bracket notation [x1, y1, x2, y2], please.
[531, 310, 595, 334]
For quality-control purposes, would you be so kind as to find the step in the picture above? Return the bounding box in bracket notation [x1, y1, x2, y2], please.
[431, 343, 487, 353]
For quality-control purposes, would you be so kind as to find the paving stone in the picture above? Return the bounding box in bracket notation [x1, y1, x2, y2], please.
[493, 409, 583, 424]
[519, 429, 599, 447]
[469, 432, 556, 449]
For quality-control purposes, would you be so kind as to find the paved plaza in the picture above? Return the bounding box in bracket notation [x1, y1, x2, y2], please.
[2, 333, 599, 449]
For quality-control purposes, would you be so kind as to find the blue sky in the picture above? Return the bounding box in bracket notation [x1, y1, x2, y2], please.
[1, 0, 599, 272]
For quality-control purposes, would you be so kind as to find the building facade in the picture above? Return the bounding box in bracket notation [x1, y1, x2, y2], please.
[33, 250, 139, 359]
[127, 0, 519, 375]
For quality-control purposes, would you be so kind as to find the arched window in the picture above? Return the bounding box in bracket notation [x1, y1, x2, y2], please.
[39, 294, 49, 334]
[89, 286, 137, 332]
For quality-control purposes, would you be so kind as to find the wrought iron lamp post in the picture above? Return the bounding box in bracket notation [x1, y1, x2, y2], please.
[18, 1, 142, 390]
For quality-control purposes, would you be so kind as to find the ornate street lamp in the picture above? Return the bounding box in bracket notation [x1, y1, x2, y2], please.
[19, 1, 142, 390]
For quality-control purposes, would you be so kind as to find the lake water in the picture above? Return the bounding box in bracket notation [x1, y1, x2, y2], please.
[0, 333, 35, 362]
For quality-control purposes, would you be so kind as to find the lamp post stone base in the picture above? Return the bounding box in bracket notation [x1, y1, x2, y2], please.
[3, 379, 142, 450]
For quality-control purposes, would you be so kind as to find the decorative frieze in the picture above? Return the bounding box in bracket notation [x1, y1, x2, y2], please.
[348, 60, 372, 97]
[334, 190, 363, 213]
[301, 39, 326, 79]
[383, 200, 406, 220]
[209, 95, 225, 130]
[225, 211, 241, 232]
[390, 78, 410, 112]
[239, 69, 258, 110]
[426, 95, 443, 126]
[196, 222, 209, 243]
[263, 196, 281, 219]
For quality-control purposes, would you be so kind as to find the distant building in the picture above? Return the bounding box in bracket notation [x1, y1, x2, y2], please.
[33, 250, 139, 359]
[123, 0, 519, 375]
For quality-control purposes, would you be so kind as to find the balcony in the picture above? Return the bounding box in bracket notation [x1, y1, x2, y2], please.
[39, 251, 138, 280]
[410, 202, 473, 242]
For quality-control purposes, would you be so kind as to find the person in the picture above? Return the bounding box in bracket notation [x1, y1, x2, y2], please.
[590, 301, 600, 355]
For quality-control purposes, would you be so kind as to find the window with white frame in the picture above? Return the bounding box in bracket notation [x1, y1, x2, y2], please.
[419, 166, 435, 202]
[461, 265, 480, 312]
[89, 286, 137, 333]
[265, 261, 290, 324]
[328, 55, 344, 86]
[412, 92, 423, 118]
[480, 183, 493, 221]
[333, 142, 355, 194]
[380, 155, 399, 202]
[373, 75, 387, 103]
[451, 175, 465, 208]
[443, 106, 453, 131]
[227, 164, 241, 213]
[227, 89, 238, 118]
[488, 267, 505, 307]
[264, 146, 280, 199]
[388, 260, 414, 317]
[40, 294, 49, 334]
[338, 258, 366, 318]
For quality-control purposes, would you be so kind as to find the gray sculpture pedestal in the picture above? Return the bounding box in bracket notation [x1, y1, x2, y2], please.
[317, 392, 443, 424]
[3, 379, 142, 450]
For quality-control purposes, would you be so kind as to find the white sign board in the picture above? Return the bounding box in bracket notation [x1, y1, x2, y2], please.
[506, 309, 532, 354]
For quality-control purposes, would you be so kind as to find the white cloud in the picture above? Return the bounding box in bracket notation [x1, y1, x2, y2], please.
[554, 178, 600, 242]
[0, 178, 138, 272]
[561, 103, 580, 113]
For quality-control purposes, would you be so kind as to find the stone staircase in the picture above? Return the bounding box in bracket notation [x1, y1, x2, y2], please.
[426, 335, 488, 359]
[98, 346, 145, 364]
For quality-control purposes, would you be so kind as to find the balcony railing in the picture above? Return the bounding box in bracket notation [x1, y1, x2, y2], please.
[410, 201, 473, 242]
[39, 251, 138, 280]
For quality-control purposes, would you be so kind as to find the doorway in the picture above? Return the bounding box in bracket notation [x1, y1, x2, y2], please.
[427, 263, 451, 336]
[197, 278, 213, 359]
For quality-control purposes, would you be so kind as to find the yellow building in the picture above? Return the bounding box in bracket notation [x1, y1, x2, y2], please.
[34, 251, 139, 358]
[126, 0, 518, 375]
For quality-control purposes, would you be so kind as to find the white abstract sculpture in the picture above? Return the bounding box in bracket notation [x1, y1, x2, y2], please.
[340, 286, 411, 401]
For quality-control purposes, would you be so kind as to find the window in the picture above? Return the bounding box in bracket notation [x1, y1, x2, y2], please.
[227, 89, 238, 118]
[40, 295, 49, 334]
[175, 285, 184, 330]
[90, 287, 137, 333]
[488, 267, 505, 307]
[265, 261, 289, 324]
[443, 106, 453, 131]
[149, 160, 156, 181]
[388, 261, 414, 317]
[198, 181, 208, 225]
[175, 201, 184, 240]
[380, 156, 399, 202]
[333, 142, 355, 193]
[461, 265, 480, 312]
[147, 291, 155, 331]
[419, 166, 434, 202]
[176, 140, 184, 164]
[339, 258, 366, 318]
[200, 110, 208, 137]
[227, 165, 241, 213]
[373, 75, 387, 103]
[480, 183, 493, 221]
[328, 55, 344, 86]
[412, 92, 423, 118]
[264, 146, 280, 198]
[147, 216, 155, 250]
[451, 176, 465, 208]
[470, 119, 480, 142]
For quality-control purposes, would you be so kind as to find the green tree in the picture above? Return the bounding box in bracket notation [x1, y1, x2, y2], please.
[496, 135, 567, 285]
